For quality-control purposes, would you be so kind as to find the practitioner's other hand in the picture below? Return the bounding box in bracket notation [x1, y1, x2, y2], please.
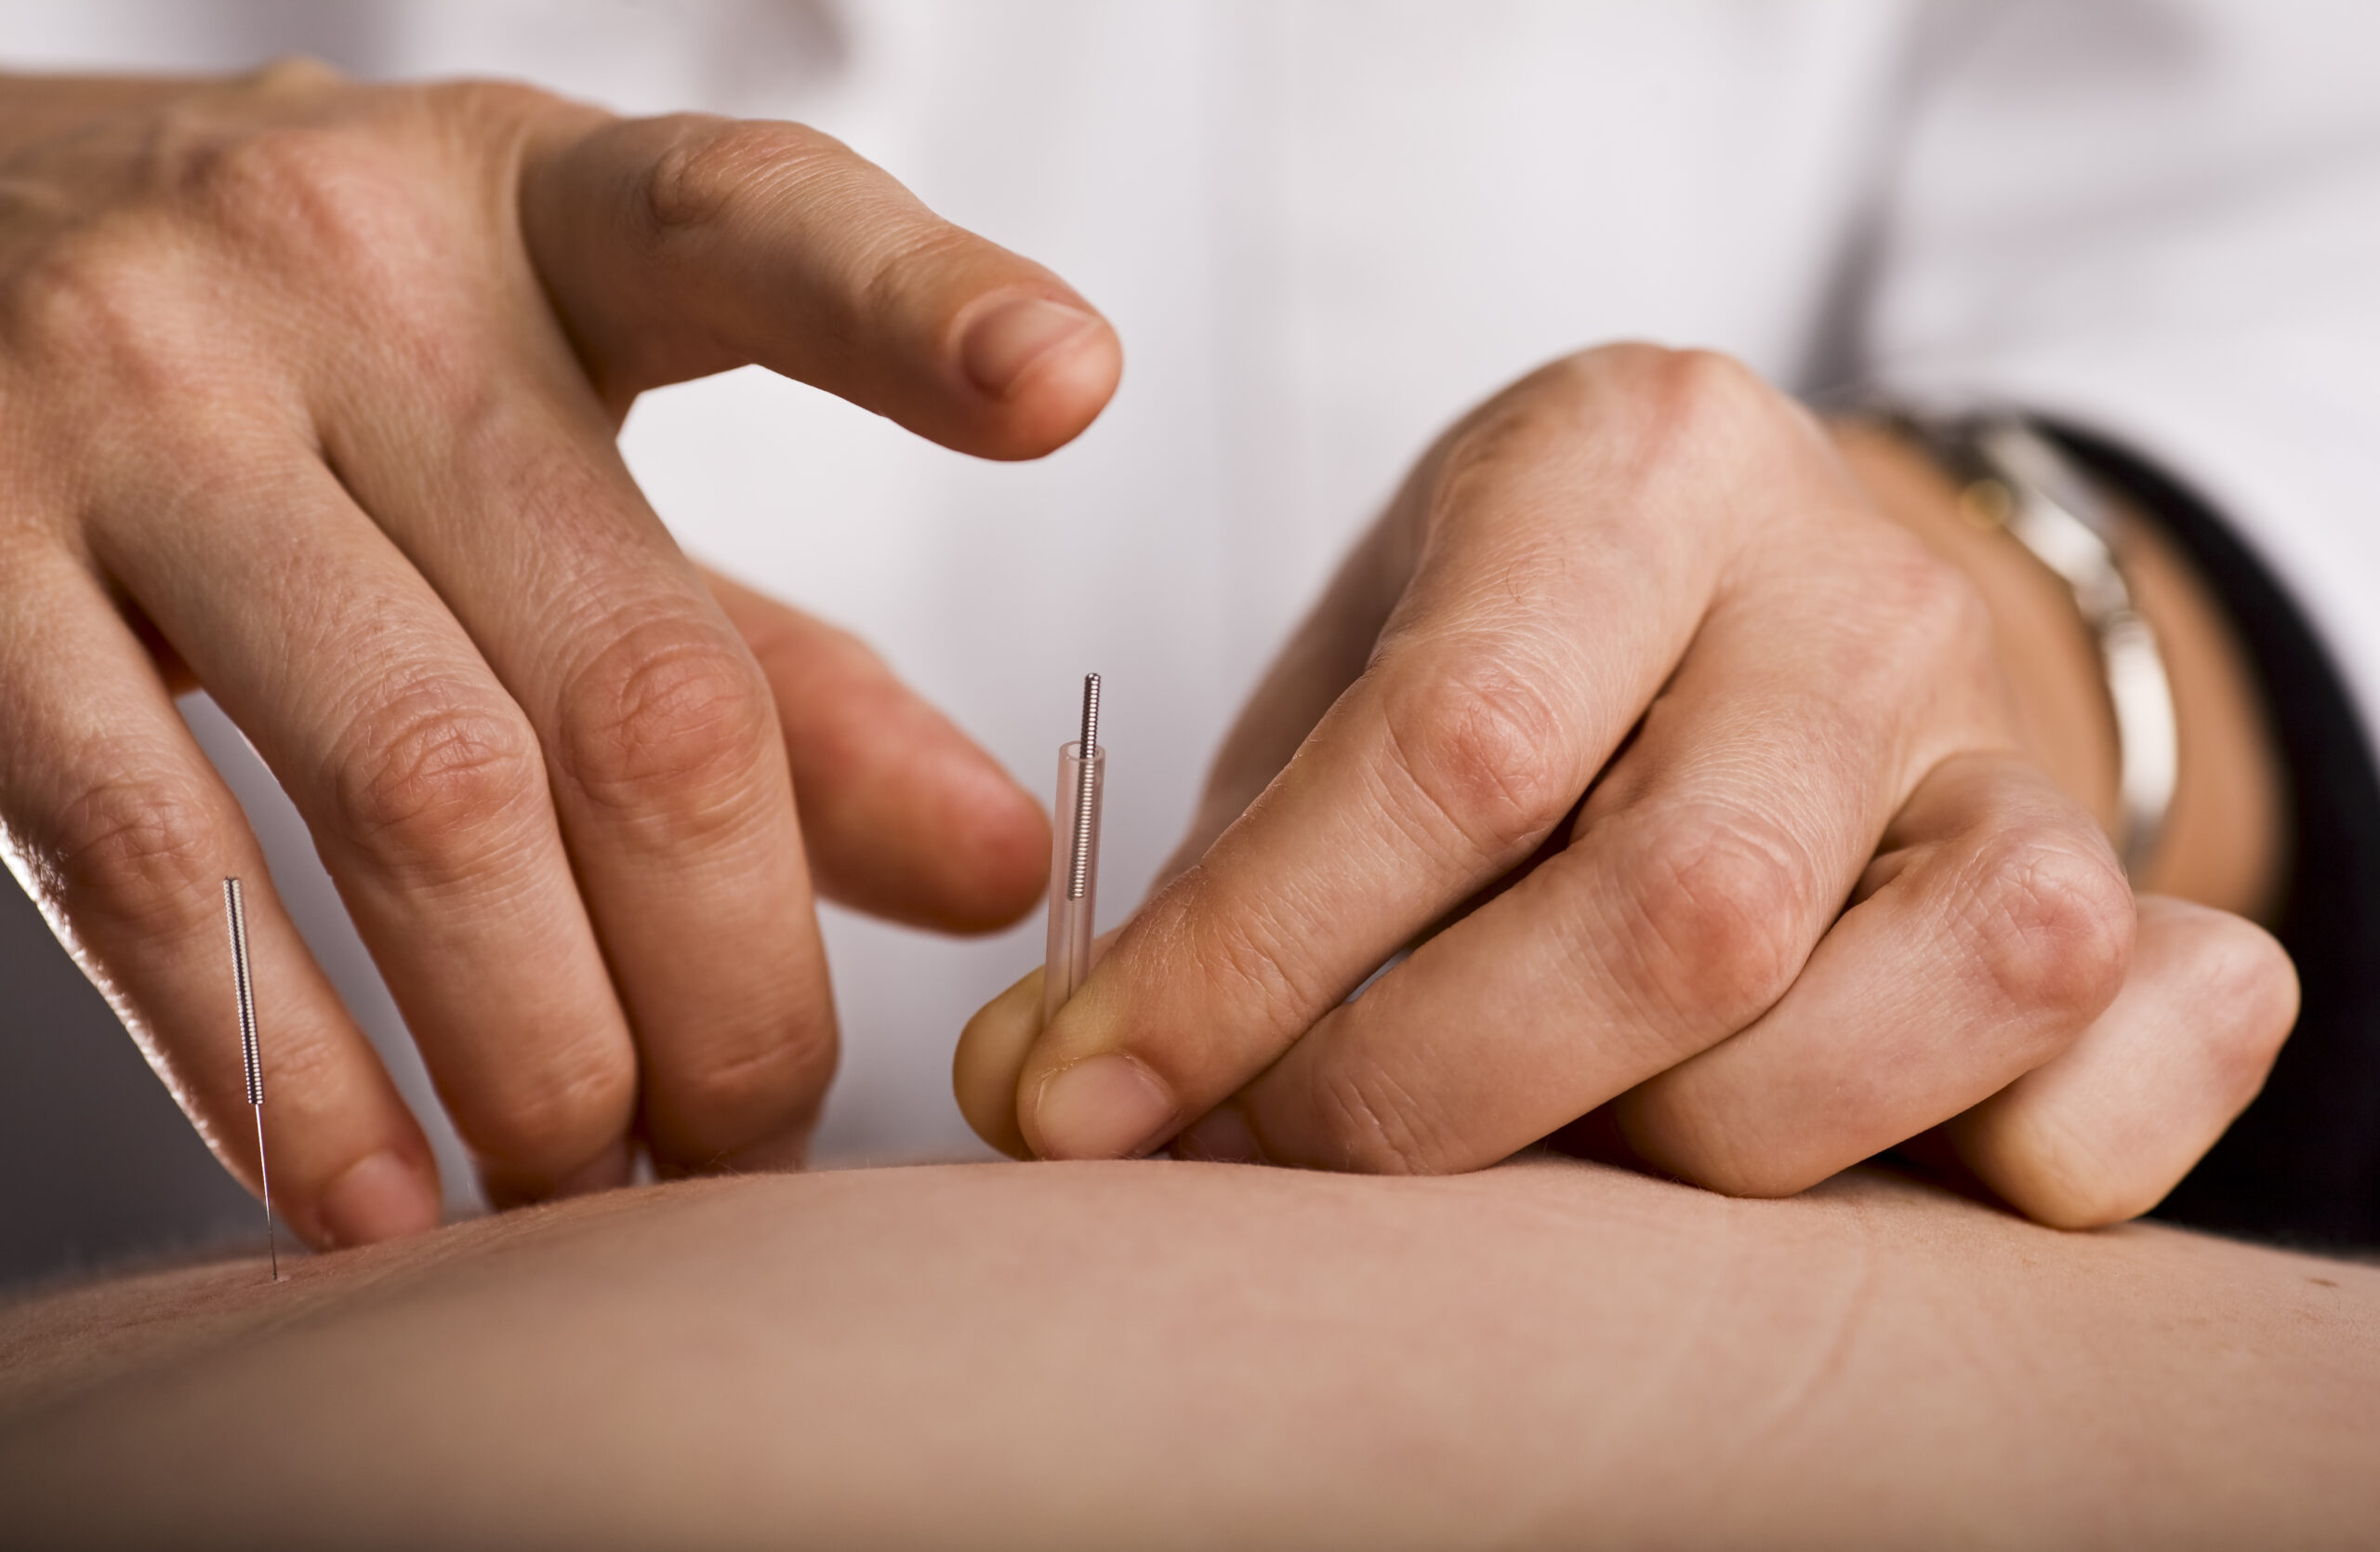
[0, 63, 1117, 1244]
[959, 344, 2297, 1229]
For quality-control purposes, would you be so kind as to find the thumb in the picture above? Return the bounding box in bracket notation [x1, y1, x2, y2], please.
[520, 109, 1120, 458]
[953, 923, 1129, 1158]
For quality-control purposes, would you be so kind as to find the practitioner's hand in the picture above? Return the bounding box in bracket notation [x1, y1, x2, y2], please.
[958, 344, 2296, 1228]
[0, 63, 1117, 1244]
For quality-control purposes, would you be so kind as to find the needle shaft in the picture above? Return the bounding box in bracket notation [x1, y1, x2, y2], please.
[224, 877, 278, 1281]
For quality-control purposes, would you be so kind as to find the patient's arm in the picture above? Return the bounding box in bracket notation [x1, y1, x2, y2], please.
[2, 1157, 2373, 1549]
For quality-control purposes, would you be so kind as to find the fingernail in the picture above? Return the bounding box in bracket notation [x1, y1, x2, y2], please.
[961, 295, 1101, 399]
[1030, 1053, 1179, 1161]
[319, 1150, 439, 1248]
[1173, 1104, 1265, 1164]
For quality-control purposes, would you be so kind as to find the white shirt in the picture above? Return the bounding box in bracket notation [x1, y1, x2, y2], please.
[7, 0, 2377, 1209]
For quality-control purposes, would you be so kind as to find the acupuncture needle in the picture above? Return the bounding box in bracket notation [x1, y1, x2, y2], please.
[223, 877, 279, 1282]
[1043, 673, 1104, 1027]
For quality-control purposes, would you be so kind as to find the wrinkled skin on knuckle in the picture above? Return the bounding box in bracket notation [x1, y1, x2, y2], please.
[0, 226, 219, 419]
[1375, 650, 1577, 869]
[1414, 344, 1796, 573]
[1639, 346, 1770, 430]
[159, 103, 473, 302]
[1699, 1148, 1824, 1202]
[1619, 1081, 1798, 1201]
[173, 116, 374, 244]
[1864, 534, 2003, 723]
[631, 113, 959, 386]
[1894, 536, 1994, 663]
[648, 1033, 834, 1163]
[1424, 390, 1592, 512]
[1768, 538, 2004, 778]
[1399, 352, 1623, 542]
[1315, 1059, 1461, 1175]
[36, 769, 223, 934]
[324, 682, 549, 888]
[859, 218, 1001, 335]
[457, 1040, 639, 1187]
[637, 114, 853, 241]
[416, 75, 567, 143]
[1654, 1132, 1795, 1201]
[1588, 344, 1783, 476]
[1960, 827, 2134, 1041]
[1447, 341, 1764, 454]
[1131, 875, 1324, 1064]
[552, 613, 783, 842]
[1622, 808, 1818, 1030]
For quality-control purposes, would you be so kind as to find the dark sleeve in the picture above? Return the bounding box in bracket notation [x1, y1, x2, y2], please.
[2054, 426, 2380, 1252]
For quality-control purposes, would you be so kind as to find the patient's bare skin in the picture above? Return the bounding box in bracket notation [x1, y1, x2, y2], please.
[3, 1158, 2373, 1548]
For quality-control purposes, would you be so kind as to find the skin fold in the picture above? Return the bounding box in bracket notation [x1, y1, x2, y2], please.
[3, 1156, 2374, 1550]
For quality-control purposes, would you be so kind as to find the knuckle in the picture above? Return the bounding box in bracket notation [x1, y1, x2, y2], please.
[655, 1032, 836, 1154]
[638, 114, 843, 237]
[1377, 651, 1576, 865]
[239, 54, 348, 96]
[175, 119, 388, 259]
[465, 1041, 639, 1173]
[1316, 1062, 1460, 1175]
[1144, 880, 1324, 1056]
[42, 771, 220, 929]
[1626, 808, 1818, 1027]
[552, 612, 781, 838]
[1810, 537, 1999, 733]
[326, 683, 549, 884]
[1427, 358, 1623, 511]
[1619, 1083, 1801, 1200]
[1444, 346, 1787, 522]
[2188, 916, 2299, 1111]
[421, 75, 559, 132]
[1963, 827, 2132, 1028]
[1677, 1144, 1808, 1202]
[1872, 535, 1996, 680]
[1435, 386, 1585, 488]
[2016, 1171, 2132, 1234]
[1979, 1108, 2157, 1232]
[1633, 346, 1774, 453]
[1426, 349, 1636, 496]
[5, 233, 192, 393]
[858, 219, 993, 331]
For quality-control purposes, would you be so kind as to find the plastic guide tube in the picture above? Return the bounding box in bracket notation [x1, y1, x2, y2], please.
[1044, 673, 1104, 1028]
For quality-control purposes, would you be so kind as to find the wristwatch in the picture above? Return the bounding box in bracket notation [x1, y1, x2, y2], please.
[1905, 415, 2178, 878]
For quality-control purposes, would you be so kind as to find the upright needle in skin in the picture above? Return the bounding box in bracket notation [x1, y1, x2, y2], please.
[223, 877, 278, 1282]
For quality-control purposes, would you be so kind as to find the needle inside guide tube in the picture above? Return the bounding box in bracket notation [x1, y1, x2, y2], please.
[1044, 673, 1104, 1027]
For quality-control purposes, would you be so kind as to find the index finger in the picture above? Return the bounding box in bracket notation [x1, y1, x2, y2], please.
[1010, 350, 1790, 1160]
[517, 105, 1122, 457]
